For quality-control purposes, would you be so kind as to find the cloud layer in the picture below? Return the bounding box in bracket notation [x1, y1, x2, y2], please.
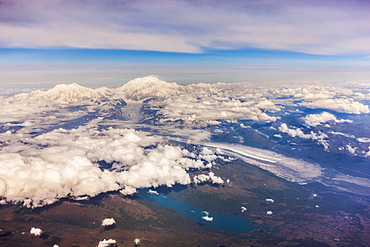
[300, 98, 370, 114]
[157, 96, 279, 125]
[302, 112, 352, 127]
[1, 0, 370, 54]
[2, 76, 370, 207]
[0, 126, 222, 207]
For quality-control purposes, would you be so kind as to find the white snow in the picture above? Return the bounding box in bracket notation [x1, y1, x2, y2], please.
[12, 83, 112, 104]
[118, 76, 181, 100]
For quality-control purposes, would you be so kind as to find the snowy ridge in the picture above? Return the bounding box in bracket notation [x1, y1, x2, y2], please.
[11, 83, 113, 104]
[8, 76, 235, 104]
[119, 76, 234, 99]
[118, 76, 182, 100]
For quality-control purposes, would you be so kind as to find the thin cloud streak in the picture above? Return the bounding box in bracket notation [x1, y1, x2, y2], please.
[2, 63, 370, 87]
[1, 0, 370, 55]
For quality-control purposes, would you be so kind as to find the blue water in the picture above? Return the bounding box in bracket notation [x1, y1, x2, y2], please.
[136, 189, 262, 233]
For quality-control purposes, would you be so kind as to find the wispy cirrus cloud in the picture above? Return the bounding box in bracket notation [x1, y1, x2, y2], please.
[1, 0, 370, 55]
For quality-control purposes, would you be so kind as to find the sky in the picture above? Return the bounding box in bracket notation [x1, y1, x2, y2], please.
[1, 0, 370, 87]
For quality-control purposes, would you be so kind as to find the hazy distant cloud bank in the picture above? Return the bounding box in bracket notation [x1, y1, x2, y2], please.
[1, 0, 370, 54]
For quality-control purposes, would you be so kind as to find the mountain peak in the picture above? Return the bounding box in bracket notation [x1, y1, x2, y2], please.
[42, 83, 99, 103]
[122, 76, 167, 87]
[119, 76, 181, 100]
[50, 82, 83, 90]
[47, 83, 86, 94]
[12, 83, 112, 104]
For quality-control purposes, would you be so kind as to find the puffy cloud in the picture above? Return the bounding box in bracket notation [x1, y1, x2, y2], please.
[193, 172, 224, 184]
[208, 172, 224, 184]
[0, 126, 221, 207]
[278, 123, 329, 149]
[97, 239, 116, 247]
[30, 227, 42, 236]
[193, 174, 210, 184]
[134, 238, 141, 245]
[0, 88, 35, 96]
[120, 186, 137, 196]
[112, 77, 280, 125]
[346, 144, 357, 155]
[157, 96, 278, 125]
[3, 78, 370, 210]
[278, 123, 327, 140]
[353, 92, 370, 100]
[0, 98, 57, 123]
[279, 123, 311, 139]
[292, 86, 338, 100]
[148, 189, 159, 195]
[300, 98, 369, 114]
[201, 211, 213, 222]
[202, 216, 213, 222]
[302, 112, 352, 127]
[101, 218, 116, 227]
[263, 85, 360, 108]
[0, 83, 123, 137]
[256, 100, 281, 111]
[357, 137, 370, 143]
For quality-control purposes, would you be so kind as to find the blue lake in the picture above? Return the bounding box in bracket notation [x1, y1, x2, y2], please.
[137, 189, 263, 233]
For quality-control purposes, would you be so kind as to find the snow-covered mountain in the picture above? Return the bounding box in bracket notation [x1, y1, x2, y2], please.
[118, 76, 182, 100]
[11, 83, 113, 104]
[8, 76, 227, 104]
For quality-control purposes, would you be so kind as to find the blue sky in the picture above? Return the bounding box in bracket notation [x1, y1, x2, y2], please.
[1, 0, 370, 87]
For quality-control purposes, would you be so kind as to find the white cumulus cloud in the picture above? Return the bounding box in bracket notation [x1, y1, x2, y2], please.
[278, 123, 329, 149]
[193, 172, 224, 184]
[134, 238, 141, 245]
[0, 126, 221, 207]
[30, 227, 42, 236]
[101, 218, 116, 226]
[300, 98, 369, 114]
[302, 112, 353, 127]
[157, 96, 278, 125]
[97, 239, 116, 247]
[201, 211, 213, 222]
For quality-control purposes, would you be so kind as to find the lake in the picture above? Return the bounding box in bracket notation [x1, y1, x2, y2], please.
[136, 189, 263, 233]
